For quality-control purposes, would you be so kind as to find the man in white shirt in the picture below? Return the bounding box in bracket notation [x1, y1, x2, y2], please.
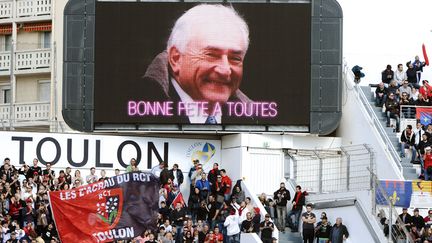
[394, 64, 407, 86]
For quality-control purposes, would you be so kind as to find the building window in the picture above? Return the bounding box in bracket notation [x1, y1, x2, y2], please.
[38, 80, 50, 102]
[2, 35, 12, 52]
[2, 88, 11, 104]
[40, 32, 51, 49]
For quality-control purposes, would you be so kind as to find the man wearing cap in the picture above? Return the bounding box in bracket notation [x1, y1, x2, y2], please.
[398, 208, 412, 231]
[259, 214, 274, 243]
[412, 208, 425, 231]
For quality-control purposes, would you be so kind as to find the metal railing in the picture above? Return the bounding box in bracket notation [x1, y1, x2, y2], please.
[0, 101, 50, 126]
[287, 145, 375, 193]
[343, 61, 403, 174]
[0, 0, 51, 19]
[0, 49, 51, 74]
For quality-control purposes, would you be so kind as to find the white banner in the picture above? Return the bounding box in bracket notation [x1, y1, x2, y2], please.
[0, 131, 221, 179]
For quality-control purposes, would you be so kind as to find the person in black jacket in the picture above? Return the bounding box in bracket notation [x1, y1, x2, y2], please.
[398, 208, 413, 231]
[400, 125, 416, 162]
[329, 218, 349, 243]
[375, 82, 388, 107]
[385, 93, 400, 132]
[170, 202, 186, 243]
[411, 208, 425, 231]
[169, 164, 184, 188]
[273, 182, 290, 232]
[287, 185, 305, 232]
[382, 65, 394, 85]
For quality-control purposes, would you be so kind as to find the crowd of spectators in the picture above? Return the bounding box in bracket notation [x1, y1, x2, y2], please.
[379, 208, 432, 243]
[272, 183, 349, 243]
[146, 160, 279, 243]
[375, 58, 428, 133]
[374, 57, 432, 181]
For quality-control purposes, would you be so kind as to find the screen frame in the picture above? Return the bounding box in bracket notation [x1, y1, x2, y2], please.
[62, 0, 342, 134]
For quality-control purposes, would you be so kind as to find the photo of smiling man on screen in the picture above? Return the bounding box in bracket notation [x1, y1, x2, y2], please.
[136, 4, 278, 124]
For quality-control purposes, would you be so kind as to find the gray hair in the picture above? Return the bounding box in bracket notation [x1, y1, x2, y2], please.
[167, 4, 249, 53]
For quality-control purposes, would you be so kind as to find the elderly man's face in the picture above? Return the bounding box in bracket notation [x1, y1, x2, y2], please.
[170, 22, 246, 105]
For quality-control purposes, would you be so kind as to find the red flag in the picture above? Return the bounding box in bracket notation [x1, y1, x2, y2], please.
[170, 192, 186, 209]
[416, 107, 432, 126]
[423, 43, 429, 66]
[48, 172, 159, 243]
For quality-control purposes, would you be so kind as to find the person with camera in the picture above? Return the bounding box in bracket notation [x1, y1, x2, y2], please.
[302, 204, 316, 243]
[259, 214, 274, 243]
[273, 182, 290, 232]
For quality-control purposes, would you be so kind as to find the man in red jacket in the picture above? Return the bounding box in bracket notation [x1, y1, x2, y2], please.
[220, 169, 232, 201]
[423, 147, 432, 180]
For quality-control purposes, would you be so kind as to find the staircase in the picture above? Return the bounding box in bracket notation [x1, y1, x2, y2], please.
[359, 86, 419, 180]
[279, 230, 302, 243]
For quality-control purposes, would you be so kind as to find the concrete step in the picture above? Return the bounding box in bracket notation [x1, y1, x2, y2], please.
[278, 230, 302, 243]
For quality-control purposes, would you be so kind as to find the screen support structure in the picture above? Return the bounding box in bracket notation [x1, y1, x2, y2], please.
[62, 0, 342, 134]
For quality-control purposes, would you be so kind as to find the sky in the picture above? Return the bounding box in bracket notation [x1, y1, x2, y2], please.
[337, 0, 432, 84]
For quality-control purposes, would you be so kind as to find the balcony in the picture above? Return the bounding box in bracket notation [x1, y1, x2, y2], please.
[0, 101, 50, 127]
[0, 0, 51, 22]
[0, 48, 51, 75]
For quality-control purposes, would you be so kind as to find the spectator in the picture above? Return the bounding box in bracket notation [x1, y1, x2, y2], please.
[385, 92, 400, 132]
[315, 215, 332, 243]
[394, 64, 407, 86]
[260, 214, 274, 243]
[231, 186, 245, 205]
[424, 147, 432, 181]
[329, 217, 349, 243]
[195, 173, 211, 201]
[28, 159, 42, 179]
[273, 182, 290, 232]
[98, 169, 107, 181]
[409, 226, 422, 243]
[207, 163, 220, 187]
[406, 62, 418, 87]
[151, 161, 165, 179]
[400, 125, 416, 162]
[287, 185, 305, 232]
[188, 160, 200, 181]
[399, 92, 413, 118]
[381, 65, 394, 85]
[169, 164, 184, 188]
[240, 212, 255, 233]
[413, 55, 426, 82]
[115, 169, 121, 176]
[188, 187, 201, 221]
[224, 208, 240, 243]
[85, 167, 98, 184]
[65, 167, 72, 185]
[301, 203, 316, 243]
[219, 170, 232, 201]
[126, 158, 137, 173]
[399, 81, 413, 99]
[212, 175, 226, 204]
[213, 226, 223, 243]
[398, 207, 412, 231]
[412, 208, 425, 231]
[415, 93, 431, 106]
[424, 209, 432, 226]
[375, 82, 388, 107]
[160, 162, 172, 186]
[170, 202, 186, 243]
[387, 80, 400, 99]
[411, 87, 419, 102]
[419, 80, 432, 99]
